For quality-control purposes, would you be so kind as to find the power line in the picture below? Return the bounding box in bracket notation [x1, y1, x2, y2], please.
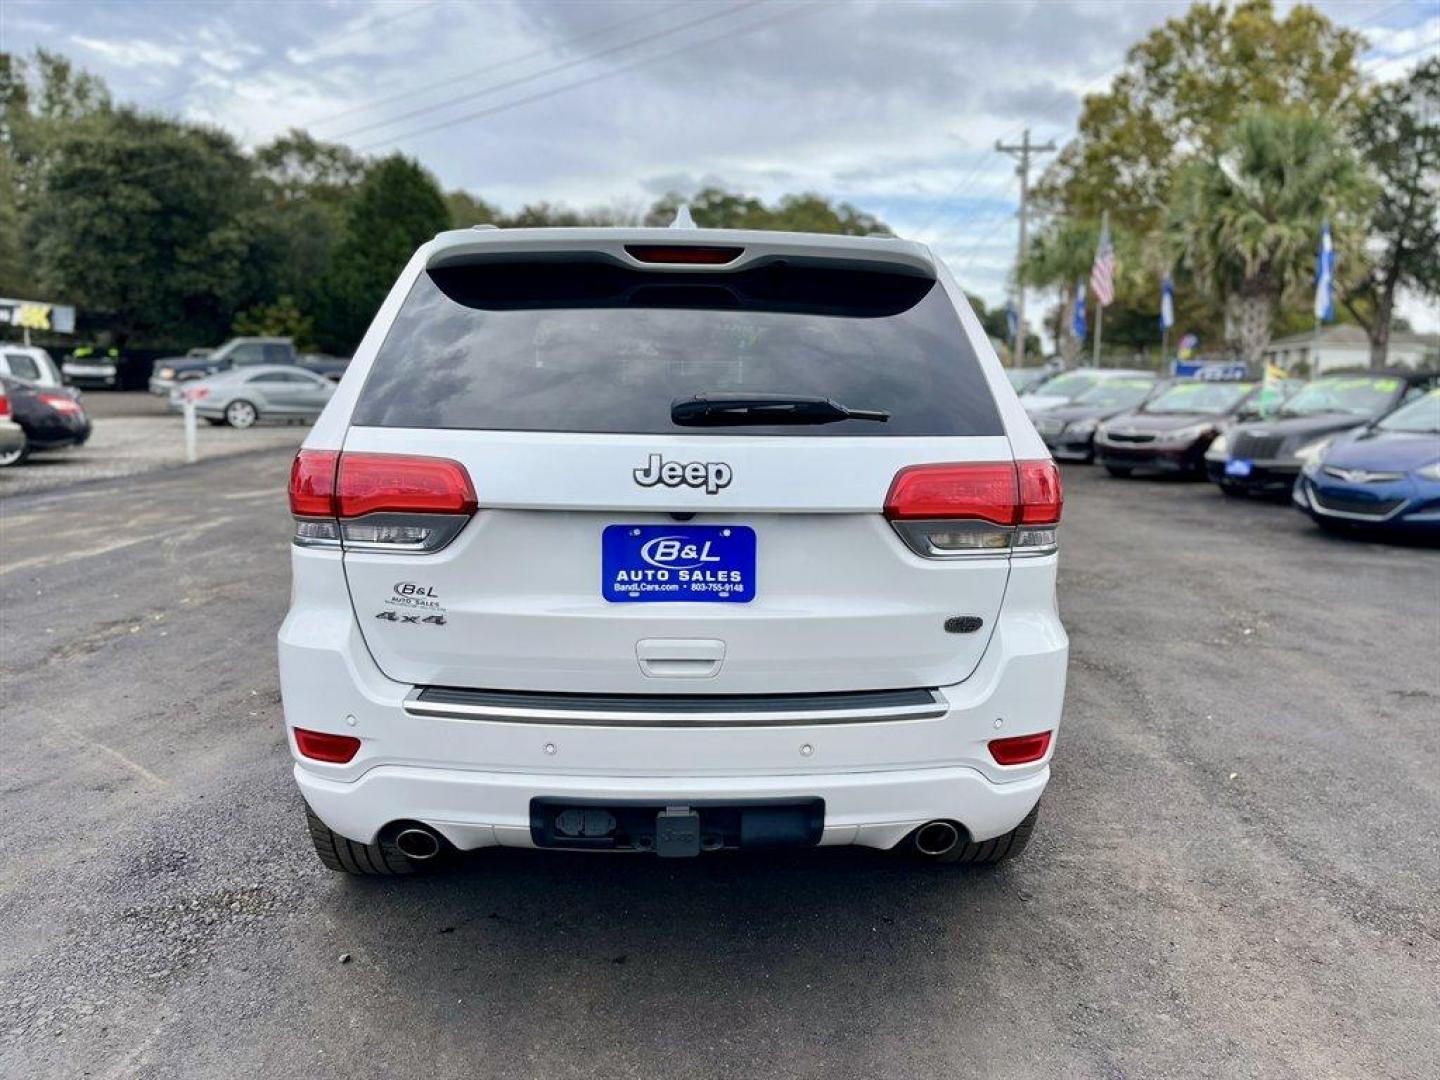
[305, 2, 683, 130]
[329, 0, 764, 141]
[354, 2, 820, 153]
[147, 0, 445, 110]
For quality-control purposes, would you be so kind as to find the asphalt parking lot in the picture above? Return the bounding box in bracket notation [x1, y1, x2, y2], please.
[0, 391, 308, 497]
[1, 452, 1436, 1079]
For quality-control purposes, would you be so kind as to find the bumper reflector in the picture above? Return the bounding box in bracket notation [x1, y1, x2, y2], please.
[988, 730, 1052, 765]
[294, 728, 361, 763]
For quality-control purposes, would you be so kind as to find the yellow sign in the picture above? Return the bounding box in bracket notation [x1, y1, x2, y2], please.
[14, 302, 53, 330]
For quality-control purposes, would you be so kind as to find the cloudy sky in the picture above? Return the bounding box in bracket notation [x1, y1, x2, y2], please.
[3, 0, 1436, 331]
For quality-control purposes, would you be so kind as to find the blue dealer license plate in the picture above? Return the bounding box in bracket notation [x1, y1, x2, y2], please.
[1225, 458, 1253, 477]
[602, 525, 755, 603]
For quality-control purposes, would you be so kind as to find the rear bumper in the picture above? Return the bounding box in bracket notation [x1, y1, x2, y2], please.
[296, 761, 1050, 852]
[279, 549, 1068, 853]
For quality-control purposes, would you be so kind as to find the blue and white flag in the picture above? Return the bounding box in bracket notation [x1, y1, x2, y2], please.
[1006, 299, 1019, 343]
[1313, 220, 1335, 323]
[1160, 277, 1175, 331]
[1072, 280, 1087, 340]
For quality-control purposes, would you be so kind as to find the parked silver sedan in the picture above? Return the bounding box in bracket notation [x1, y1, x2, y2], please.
[179, 365, 335, 428]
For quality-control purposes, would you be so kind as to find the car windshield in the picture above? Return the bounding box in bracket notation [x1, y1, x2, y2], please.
[1279, 376, 1402, 417]
[1032, 372, 1097, 400]
[1375, 390, 1440, 434]
[1073, 378, 1155, 409]
[1144, 381, 1254, 414]
[1005, 369, 1035, 391]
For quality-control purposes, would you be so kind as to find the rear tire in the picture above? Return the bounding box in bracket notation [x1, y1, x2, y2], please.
[305, 805, 427, 876]
[1104, 465, 1133, 478]
[224, 399, 258, 429]
[0, 442, 29, 468]
[913, 802, 1041, 865]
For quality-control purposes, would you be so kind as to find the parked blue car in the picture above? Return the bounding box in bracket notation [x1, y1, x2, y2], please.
[1293, 389, 1440, 538]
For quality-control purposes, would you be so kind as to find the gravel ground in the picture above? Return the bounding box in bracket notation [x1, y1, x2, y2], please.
[0, 391, 308, 496]
[0, 454, 1436, 1079]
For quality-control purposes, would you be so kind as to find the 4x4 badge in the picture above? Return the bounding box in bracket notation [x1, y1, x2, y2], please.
[633, 453, 733, 495]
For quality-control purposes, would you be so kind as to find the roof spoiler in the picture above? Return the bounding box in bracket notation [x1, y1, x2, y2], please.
[425, 227, 937, 279]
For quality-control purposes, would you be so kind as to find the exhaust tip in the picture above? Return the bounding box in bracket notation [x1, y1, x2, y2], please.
[913, 820, 962, 857]
[394, 826, 442, 861]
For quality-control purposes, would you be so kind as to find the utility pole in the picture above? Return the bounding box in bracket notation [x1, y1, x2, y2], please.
[996, 128, 1055, 366]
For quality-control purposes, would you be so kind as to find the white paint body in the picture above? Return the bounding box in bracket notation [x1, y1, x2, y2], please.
[279, 227, 1068, 852]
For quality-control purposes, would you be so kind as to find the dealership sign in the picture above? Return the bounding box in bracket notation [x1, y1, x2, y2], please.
[0, 297, 76, 334]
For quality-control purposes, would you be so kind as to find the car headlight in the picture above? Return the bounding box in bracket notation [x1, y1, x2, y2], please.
[1066, 418, 1097, 436]
[1294, 436, 1333, 469]
[1205, 432, 1229, 460]
[158, 366, 175, 379]
[1416, 461, 1440, 481]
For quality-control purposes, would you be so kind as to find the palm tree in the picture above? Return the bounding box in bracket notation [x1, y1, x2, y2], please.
[1165, 108, 1370, 368]
[1022, 219, 1098, 365]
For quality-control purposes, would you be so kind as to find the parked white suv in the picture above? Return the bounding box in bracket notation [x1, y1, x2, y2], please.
[279, 226, 1068, 874]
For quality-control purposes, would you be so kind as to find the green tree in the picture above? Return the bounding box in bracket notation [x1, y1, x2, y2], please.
[254, 128, 366, 207]
[1343, 58, 1440, 368]
[251, 130, 368, 328]
[1022, 219, 1098, 363]
[445, 189, 500, 228]
[644, 186, 888, 234]
[313, 154, 449, 354]
[232, 295, 315, 349]
[25, 107, 272, 346]
[1, 49, 112, 300]
[1037, 1, 1365, 237]
[1165, 108, 1370, 366]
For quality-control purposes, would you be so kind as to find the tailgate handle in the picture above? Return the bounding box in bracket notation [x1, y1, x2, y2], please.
[636, 638, 725, 679]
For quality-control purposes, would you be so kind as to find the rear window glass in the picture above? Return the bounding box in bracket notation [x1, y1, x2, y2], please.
[353, 259, 1002, 437]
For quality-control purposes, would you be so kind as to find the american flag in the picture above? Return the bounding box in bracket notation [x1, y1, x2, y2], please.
[1090, 216, 1116, 308]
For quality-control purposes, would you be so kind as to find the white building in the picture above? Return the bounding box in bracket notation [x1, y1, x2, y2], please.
[1262, 325, 1439, 375]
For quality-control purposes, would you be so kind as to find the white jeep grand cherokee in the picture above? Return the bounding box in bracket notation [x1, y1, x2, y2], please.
[278, 225, 1067, 874]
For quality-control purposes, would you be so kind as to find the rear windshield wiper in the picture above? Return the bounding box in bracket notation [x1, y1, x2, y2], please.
[671, 393, 890, 426]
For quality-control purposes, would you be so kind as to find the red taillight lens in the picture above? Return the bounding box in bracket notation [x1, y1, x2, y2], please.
[289, 449, 339, 517]
[1017, 459, 1063, 525]
[988, 731, 1052, 765]
[335, 453, 477, 517]
[289, 451, 475, 552]
[623, 245, 743, 264]
[883, 460, 1063, 528]
[884, 463, 1019, 524]
[293, 728, 361, 763]
[39, 393, 82, 415]
[0, 394, 9, 419]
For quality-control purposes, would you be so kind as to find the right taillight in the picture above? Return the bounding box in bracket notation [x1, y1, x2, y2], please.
[883, 460, 1061, 558]
[289, 449, 476, 553]
[0, 394, 9, 420]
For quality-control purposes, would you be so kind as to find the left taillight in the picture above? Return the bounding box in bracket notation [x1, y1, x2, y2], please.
[0, 393, 9, 419]
[289, 449, 476, 553]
